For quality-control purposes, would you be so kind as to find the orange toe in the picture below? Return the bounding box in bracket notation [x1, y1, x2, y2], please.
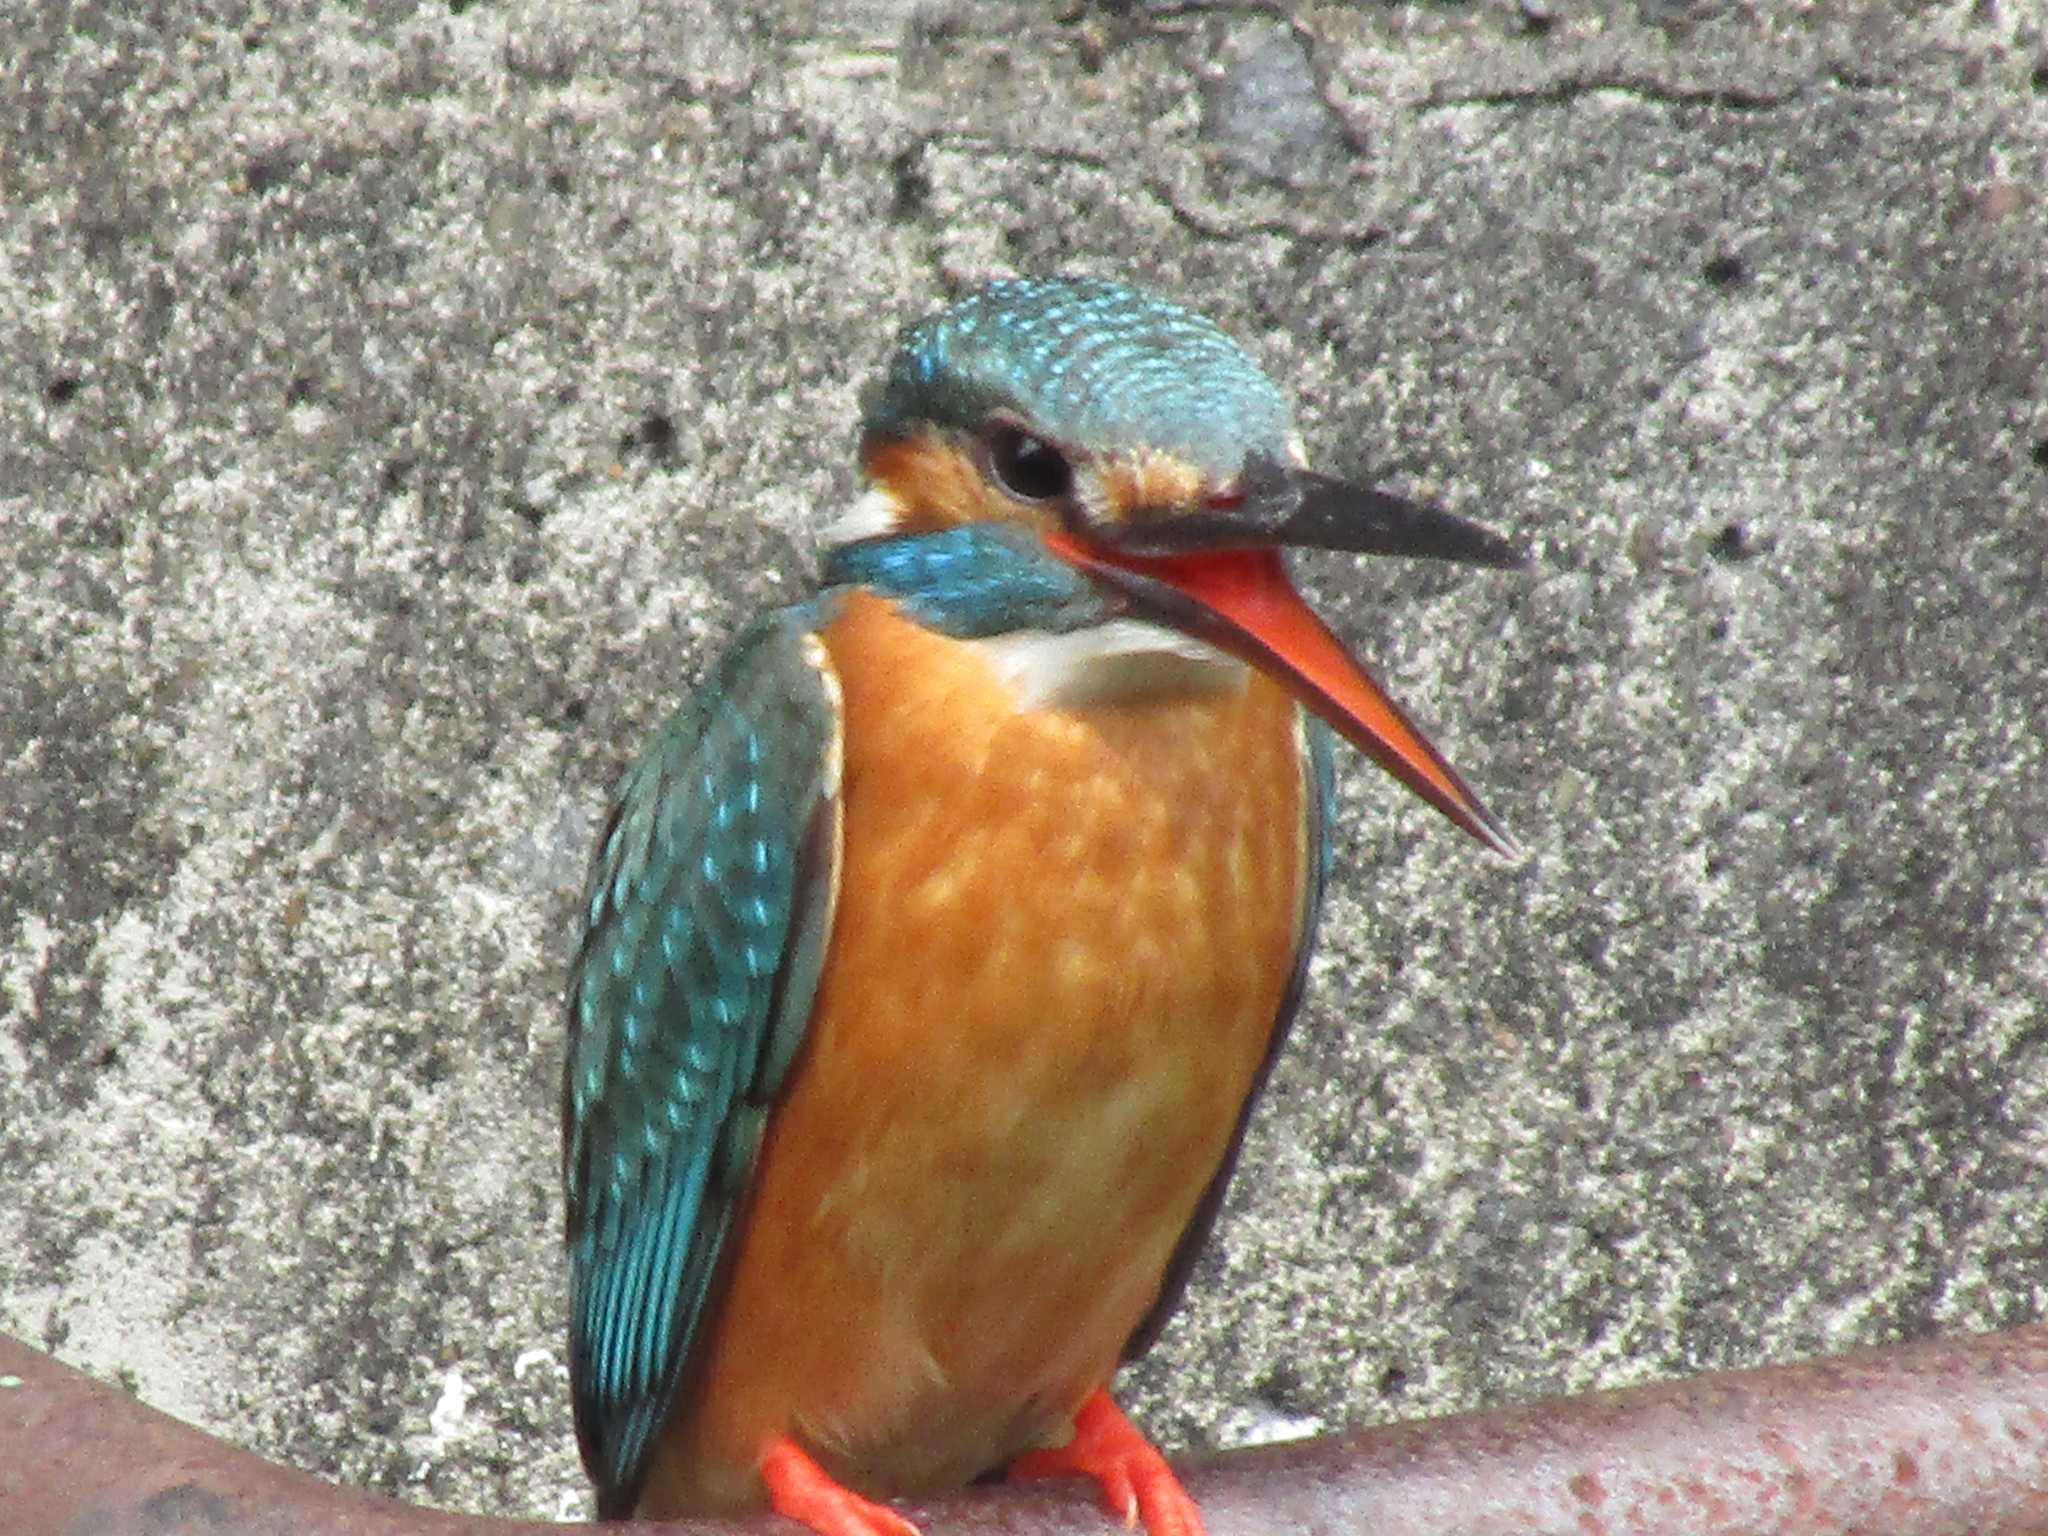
[760, 1437, 922, 1536]
[1008, 1389, 1206, 1536]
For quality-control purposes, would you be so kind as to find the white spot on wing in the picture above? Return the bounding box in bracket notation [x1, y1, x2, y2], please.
[800, 633, 847, 801]
[799, 631, 846, 954]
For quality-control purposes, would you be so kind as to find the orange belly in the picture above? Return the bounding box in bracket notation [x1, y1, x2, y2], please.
[636, 590, 1312, 1515]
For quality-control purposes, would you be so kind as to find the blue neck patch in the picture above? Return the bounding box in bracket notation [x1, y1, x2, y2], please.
[824, 526, 1113, 640]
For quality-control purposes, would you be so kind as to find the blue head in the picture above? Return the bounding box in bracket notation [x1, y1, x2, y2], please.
[840, 276, 1525, 857]
[863, 276, 1294, 485]
[852, 276, 1312, 549]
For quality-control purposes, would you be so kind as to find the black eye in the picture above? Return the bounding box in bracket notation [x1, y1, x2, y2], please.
[986, 425, 1073, 502]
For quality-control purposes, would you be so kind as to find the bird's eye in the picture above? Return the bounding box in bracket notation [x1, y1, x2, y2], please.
[986, 425, 1073, 502]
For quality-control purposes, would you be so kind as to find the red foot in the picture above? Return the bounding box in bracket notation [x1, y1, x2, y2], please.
[760, 1436, 922, 1536]
[1008, 1389, 1207, 1536]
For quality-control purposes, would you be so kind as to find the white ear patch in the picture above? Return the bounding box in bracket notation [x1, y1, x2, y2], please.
[824, 485, 905, 546]
[969, 620, 1247, 712]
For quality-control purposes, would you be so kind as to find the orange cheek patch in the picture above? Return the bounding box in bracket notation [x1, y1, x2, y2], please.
[863, 433, 1053, 536]
[1092, 452, 1210, 533]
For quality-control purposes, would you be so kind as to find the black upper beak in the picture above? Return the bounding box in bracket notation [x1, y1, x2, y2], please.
[1109, 452, 1527, 569]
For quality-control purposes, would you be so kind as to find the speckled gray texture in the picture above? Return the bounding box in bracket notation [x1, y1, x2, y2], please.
[1, 0, 2042, 1523]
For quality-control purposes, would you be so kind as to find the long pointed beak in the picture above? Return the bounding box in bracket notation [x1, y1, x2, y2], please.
[1043, 473, 1523, 858]
[1114, 454, 1527, 570]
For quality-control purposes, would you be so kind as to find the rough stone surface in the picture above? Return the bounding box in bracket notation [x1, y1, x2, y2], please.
[2, 0, 2043, 1523]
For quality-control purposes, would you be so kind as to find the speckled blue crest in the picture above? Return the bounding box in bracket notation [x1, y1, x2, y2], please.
[862, 277, 1295, 482]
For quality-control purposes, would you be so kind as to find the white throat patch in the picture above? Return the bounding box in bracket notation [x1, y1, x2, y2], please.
[969, 620, 1247, 712]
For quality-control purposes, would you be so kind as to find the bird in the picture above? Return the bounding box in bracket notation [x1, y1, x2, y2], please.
[561, 275, 1522, 1536]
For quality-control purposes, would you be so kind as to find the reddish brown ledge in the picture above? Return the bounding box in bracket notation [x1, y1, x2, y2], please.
[6, 1326, 2048, 1535]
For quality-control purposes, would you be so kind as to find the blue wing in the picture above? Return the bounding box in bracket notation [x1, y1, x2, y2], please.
[1124, 716, 1335, 1360]
[562, 609, 843, 1517]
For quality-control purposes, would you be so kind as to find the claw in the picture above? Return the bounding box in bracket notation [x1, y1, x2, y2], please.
[1008, 1389, 1206, 1536]
[760, 1437, 923, 1536]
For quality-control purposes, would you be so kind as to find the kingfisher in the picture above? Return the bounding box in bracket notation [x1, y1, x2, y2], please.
[562, 276, 1521, 1536]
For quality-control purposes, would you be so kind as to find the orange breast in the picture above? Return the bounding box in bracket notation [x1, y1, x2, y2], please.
[636, 589, 1311, 1515]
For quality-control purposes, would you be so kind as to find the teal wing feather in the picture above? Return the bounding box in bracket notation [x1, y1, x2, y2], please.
[1124, 716, 1334, 1359]
[561, 610, 843, 1517]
